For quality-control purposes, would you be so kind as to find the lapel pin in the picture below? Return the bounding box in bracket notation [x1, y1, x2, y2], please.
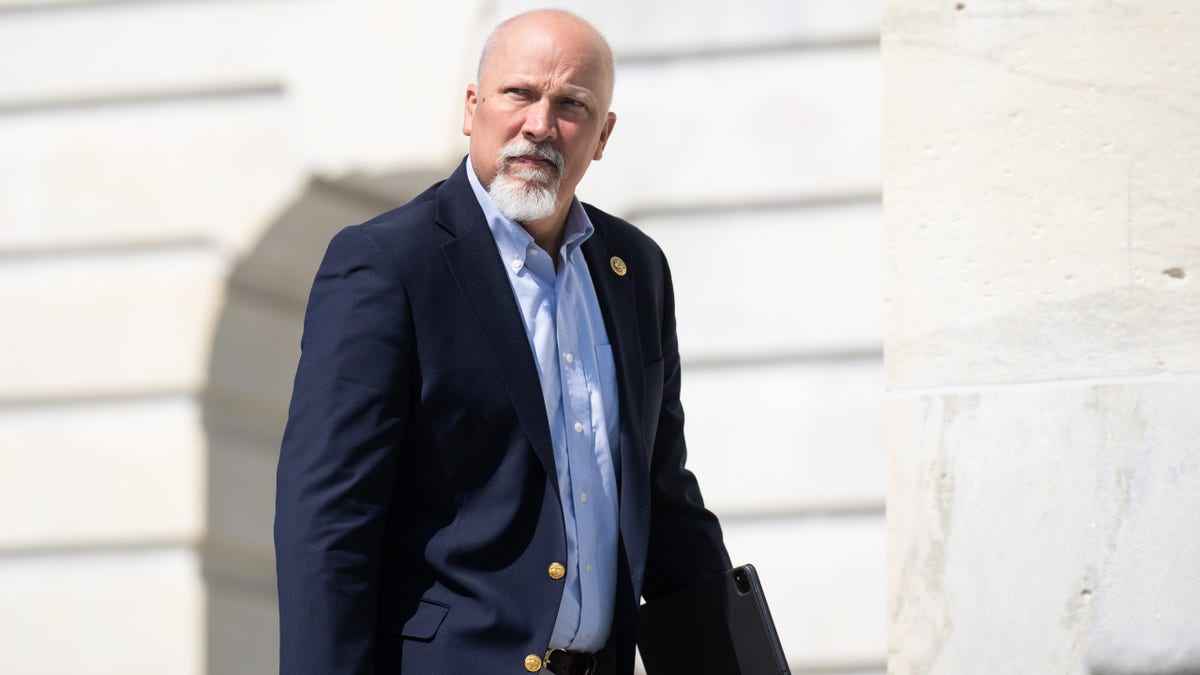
[610, 256, 627, 277]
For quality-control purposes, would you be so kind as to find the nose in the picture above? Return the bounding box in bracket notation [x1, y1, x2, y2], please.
[521, 99, 557, 143]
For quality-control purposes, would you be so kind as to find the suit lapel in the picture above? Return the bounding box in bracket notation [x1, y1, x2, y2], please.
[436, 163, 558, 491]
[581, 209, 648, 491]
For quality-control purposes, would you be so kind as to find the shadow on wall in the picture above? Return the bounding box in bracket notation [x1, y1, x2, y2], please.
[200, 166, 452, 674]
[1088, 635, 1200, 675]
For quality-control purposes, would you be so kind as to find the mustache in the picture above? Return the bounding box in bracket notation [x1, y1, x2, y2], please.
[498, 140, 564, 172]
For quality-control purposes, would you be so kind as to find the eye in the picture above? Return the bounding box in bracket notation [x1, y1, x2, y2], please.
[504, 87, 532, 99]
[561, 97, 587, 109]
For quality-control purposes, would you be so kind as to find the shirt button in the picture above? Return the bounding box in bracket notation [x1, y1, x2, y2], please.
[529, 247, 539, 255]
[579, 492, 588, 503]
[574, 422, 583, 433]
[565, 352, 574, 364]
[585, 563, 592, 574]
[510, 259, 522, 272]
[524, 654, 543, 672]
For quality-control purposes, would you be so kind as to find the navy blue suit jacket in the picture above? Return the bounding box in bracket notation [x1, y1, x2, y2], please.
[275, 161, 729, 674]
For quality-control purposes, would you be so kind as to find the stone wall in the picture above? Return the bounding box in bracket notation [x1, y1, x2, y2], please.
[884, 2, 1200, 673]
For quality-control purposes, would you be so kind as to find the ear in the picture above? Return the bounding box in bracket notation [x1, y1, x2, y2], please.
[593, 112, 617, 161]
[463, 84, 479, 137]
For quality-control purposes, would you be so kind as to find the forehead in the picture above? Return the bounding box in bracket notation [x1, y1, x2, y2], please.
[483, 21, 611, 93]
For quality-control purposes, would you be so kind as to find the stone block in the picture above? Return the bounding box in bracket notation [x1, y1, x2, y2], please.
[206, 288, 304, 431]
[883, 1, 1200, 388]
[0, 95, 300, 253]
[722, 514, 886, 669]
[887, 379, 1200, 675]
[283, 0, 480, 174]
[0, 547, 204, 675]
[0, 398, 204, 547]
[489, 0, 879, 53]
[641, 202, 883, 360]
[0, 246, 226, 399]
[206, 428, 280, 562]
[0, 0, 286, 105]
[580, 47, 881, 213]
[208, 581, 279, 675]
[682, 359, 884, 515]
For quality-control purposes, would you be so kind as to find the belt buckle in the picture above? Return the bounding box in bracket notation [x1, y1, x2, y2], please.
[544, 648, 596, 675]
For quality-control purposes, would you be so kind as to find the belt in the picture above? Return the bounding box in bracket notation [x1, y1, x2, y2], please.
[543, 648, 603, 675]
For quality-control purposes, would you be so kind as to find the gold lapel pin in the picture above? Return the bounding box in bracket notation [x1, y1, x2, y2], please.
[610, 255, 627, 277]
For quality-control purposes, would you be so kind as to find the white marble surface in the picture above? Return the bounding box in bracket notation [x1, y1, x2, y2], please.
[888, 379, 1200, 674]
[0, 547, 204, 675]
[0, 95, 300, 252]
[723, 514, 886, 669]
[683, 359, 884, 514]
[583, 47, 881, 214]
[0, 246, 228, 399]
[0, 398, 204, 546]
[883, 0, 1200, 389]
[885, 2, 1200, 673]
[0, 0, 290, 104]
[645, 202, 883, 361]
[491, 0, 879, 54]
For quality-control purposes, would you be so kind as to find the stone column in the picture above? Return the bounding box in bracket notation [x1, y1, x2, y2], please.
[884, 2, 1200, 673]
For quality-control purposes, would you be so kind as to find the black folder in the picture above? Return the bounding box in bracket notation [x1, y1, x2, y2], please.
[637, 564, 790, 675]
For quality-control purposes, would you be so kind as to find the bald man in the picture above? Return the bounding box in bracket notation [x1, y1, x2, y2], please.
[275, 11, 729, 674]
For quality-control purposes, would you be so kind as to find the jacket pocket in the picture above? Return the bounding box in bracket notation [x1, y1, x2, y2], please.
[378, 595, 450, 641]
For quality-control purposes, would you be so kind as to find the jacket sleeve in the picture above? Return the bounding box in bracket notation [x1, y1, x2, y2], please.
[274, 227, 414, 675]
[641, 250, 732, 601]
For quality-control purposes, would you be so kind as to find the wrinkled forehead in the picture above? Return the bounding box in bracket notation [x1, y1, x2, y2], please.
[480, 16, 615, 104]
[491, 40, 607, 84]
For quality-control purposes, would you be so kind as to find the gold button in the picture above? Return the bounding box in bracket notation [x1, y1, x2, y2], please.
[548, 562, 566, 580]
[524, 653, 543, 671]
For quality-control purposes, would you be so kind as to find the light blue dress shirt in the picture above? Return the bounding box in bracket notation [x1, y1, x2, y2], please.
[467, 161, 621, 652]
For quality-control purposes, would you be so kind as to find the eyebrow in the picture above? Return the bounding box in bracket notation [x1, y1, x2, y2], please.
[498, 77, 598, 101]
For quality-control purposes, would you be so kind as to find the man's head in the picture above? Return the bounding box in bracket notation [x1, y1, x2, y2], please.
[463, 10, 617, 225]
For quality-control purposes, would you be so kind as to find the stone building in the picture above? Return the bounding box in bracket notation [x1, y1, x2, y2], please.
[0, 1, 883, 673]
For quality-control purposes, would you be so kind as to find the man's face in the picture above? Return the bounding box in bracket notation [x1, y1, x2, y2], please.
[463, 19, 616, 216]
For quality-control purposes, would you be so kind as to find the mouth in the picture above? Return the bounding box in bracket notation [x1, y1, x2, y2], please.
[507, 154, 557, 170]
[495, 141, 565, 186]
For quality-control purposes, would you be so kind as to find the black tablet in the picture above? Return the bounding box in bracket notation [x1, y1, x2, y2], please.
[637, 564, 790, 675]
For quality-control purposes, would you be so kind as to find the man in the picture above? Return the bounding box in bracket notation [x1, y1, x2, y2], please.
[275, 10, 729, 674]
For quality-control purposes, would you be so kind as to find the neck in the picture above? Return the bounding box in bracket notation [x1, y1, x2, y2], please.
[522, 222, 564, 268]
[519, 200, 572, 259]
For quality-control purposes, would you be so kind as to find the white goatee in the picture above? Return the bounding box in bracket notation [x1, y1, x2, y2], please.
[488, 140, 564, 223]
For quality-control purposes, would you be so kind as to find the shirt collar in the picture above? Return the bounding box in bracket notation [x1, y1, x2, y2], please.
[466, 157, 595, 270]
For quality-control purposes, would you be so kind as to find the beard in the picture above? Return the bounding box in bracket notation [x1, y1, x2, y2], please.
[487, 140, 565, 224]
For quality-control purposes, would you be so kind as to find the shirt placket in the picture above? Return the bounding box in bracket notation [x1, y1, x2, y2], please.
[556, 255, 599, 646]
